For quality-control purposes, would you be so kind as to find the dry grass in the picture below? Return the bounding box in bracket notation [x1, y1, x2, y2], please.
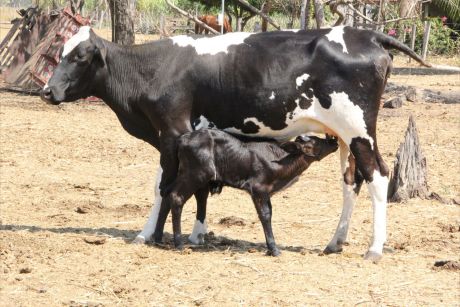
[0, 75, 459, 305]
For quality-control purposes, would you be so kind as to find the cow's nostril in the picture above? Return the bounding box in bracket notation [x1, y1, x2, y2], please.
[40, 87, 55, 103]
[42, 88, 51, 96]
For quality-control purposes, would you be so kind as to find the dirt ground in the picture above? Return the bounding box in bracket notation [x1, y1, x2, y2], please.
[1, 61, 460, 305]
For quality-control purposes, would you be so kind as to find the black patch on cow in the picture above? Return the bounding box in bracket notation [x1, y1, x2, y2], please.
[315, 89, 332, 109]
[349, 137, 376, 182]
[299, 95, 312, 109]
[241, 120, 260, 134]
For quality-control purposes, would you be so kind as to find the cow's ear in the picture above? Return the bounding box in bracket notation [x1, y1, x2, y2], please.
[280, 141, 302, 154]
[94, 44, 107, 67]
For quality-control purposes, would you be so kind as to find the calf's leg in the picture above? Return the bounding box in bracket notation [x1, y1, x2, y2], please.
[252, 193, 280, 256]
[189, 187, 209, 245]
[134, 167, 210, 244]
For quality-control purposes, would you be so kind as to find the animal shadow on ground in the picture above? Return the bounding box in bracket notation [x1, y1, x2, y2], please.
[153, 231, 315, 255]
[1, 224, 316, 255]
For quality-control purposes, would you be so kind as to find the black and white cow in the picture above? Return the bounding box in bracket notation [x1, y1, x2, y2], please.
[41, 25, 430, 261]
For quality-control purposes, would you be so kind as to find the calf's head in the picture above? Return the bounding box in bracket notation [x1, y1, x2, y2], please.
[41, 26, 106, 104]
[281, 135, 338, 161]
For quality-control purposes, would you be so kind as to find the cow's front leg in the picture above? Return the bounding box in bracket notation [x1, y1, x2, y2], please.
[133, 166, 163, 244]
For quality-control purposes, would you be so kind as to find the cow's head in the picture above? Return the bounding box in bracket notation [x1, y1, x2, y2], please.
[281, 135, 338, 161]
[41, 26, 106, 104]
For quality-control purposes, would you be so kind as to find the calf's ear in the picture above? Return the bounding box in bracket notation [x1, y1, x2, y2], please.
[280, 142, 302, 154]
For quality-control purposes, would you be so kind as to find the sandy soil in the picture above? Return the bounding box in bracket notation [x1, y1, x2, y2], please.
[0, 70, 459, 306]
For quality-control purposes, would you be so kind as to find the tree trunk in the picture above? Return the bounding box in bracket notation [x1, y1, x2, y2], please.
[334, 1, 353, 26]
[108, 0, 135, 45]
[313, 0, 324, 28]
[388, 115, 429, 202]
[261, 1, 271, 32]
[399, 0, 418, 18]
[300, 0, 310, 30]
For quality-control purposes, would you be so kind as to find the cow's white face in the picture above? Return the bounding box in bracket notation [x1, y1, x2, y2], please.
[41, 26, 105, 104]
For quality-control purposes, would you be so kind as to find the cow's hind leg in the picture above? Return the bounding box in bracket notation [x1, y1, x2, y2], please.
[350, 137, 389, 261]
[188, 187, 209, 245]
[324, 140, 364, 254]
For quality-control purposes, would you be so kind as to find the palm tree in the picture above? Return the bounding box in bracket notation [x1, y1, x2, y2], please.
[432, 0, 460, 22]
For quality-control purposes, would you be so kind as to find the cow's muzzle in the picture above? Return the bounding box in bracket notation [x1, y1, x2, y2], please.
[40, 87, 61, 105]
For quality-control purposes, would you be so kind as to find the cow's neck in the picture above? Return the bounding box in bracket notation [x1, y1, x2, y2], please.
[93, 40, 150, 113]
[90, 38, 161, 148]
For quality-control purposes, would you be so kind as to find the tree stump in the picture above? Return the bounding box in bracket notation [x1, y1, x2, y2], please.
[388, 115, 429, 202]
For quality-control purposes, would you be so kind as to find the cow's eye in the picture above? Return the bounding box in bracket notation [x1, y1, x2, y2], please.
[75, 53, 85, 61]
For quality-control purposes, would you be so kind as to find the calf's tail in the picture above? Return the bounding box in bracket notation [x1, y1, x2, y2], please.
[374, 32, 431, 67]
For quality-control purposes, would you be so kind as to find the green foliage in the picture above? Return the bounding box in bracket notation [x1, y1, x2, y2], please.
[423, 17, 460, 55]
[388, 17, 460, 56]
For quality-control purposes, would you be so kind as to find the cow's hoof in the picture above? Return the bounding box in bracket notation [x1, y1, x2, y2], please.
[188, 233, 205, 245]
[132, 236, 146, 244]
[323, 244, 343, 255]
[364, 251, 382, 263]
[267, 248, 281, 257]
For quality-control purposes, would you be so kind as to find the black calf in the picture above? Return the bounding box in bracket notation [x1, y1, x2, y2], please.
[154, 130, 338, 256]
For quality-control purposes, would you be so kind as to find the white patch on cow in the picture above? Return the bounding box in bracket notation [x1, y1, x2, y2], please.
[325, 26, 349, 54]
[188, 219, 208, 245]
[301, 93, 308, 99]
[43, 84, 49, 90]
[325, 92, 373, 148]
[170, 32, 254, 56]
[339, 141, 350, 173]
[367, 170, 388, 255]
[281, 29, 300, 32]
[194, 115, 213, 130]
[224, 90, 373, 147]
[296, 73, 310, 89]
[298, 135, 310, 141]
[134, 167, 163, 244]
[61, 26, 91, 59]
[269, 91, 276, 100]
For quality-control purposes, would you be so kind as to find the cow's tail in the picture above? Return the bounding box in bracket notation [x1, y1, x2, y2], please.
[374, 32, 431, 67]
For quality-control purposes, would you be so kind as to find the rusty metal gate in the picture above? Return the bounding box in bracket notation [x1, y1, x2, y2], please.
[0, 6, 89, 94]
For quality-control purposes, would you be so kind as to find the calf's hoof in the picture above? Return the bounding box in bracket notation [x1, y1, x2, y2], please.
[267, 248, 281, 257]
[188, 233, 205, 245]
[132, 236, 146, 244]
[323, 244, 343, 255]
[364, 251, 382, 263]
